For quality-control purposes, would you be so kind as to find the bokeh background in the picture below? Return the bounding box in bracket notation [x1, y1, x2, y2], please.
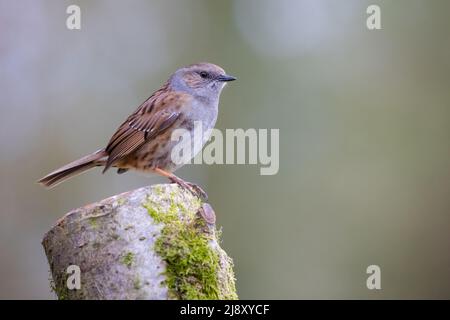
[1, 0, 449, 299]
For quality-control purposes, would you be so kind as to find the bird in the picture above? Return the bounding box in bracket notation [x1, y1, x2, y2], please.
[38, 62, 236, 200]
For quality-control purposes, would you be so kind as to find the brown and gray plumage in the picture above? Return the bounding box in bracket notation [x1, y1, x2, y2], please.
[38, 63, 236, 199]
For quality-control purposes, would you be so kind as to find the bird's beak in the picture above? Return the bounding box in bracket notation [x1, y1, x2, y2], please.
[217, 74, 237, 82]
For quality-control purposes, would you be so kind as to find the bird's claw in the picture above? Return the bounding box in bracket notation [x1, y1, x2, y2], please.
[169, 177, 208, 201]
[186, 182, 208, 201]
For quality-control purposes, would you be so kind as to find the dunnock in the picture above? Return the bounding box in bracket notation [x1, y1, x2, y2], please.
[38, 62, 236, 199]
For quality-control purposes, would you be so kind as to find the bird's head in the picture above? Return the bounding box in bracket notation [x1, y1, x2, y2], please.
[169, 62, 236, 101]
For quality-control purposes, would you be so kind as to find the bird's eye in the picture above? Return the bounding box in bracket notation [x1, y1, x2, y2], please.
[199, 71, 208, 79]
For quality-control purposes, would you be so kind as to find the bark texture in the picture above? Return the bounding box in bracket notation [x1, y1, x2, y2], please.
[42, 184, 237, 300]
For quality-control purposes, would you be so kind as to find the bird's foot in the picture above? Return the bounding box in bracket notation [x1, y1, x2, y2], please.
[186, 182, 208, 201]
[168, 176, 208, 201]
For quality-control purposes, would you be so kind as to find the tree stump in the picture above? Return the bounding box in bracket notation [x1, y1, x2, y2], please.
[42, 184, 237, 300]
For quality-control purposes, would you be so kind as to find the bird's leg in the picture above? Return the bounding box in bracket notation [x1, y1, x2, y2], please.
[153, 167, 208, 201]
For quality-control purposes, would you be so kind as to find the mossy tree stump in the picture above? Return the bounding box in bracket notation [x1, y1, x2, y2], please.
[42, 184, 237, 300]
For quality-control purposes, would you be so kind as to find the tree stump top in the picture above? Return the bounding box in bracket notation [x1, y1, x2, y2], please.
[42, 184, 237, 300]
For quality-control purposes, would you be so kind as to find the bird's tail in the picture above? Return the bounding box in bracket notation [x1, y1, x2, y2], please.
[38, 149, 108, 188]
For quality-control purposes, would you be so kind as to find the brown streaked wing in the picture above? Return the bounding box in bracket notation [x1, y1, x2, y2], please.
[103, 91, 190, 172]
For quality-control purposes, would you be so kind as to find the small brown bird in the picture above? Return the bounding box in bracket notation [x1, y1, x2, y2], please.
[38, 63, 236, 199]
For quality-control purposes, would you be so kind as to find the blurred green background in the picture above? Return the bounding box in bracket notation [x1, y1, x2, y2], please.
[1, 0, 449, 299]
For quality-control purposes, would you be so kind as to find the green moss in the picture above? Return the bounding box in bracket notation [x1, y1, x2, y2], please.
[133, 277, 142, 290]
[143, 186, 235, 300]
[49, 273, 69, 300]
[116, 197, 127, 206]
[121, 251, 134, 268]
[158, 223, 220, 299]
[222, 257, 238, 300]
[88, 217, 98, 229]
[154, 185, 164, 196]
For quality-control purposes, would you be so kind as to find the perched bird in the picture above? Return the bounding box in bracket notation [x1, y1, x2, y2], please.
[38, 63, 236, 199]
